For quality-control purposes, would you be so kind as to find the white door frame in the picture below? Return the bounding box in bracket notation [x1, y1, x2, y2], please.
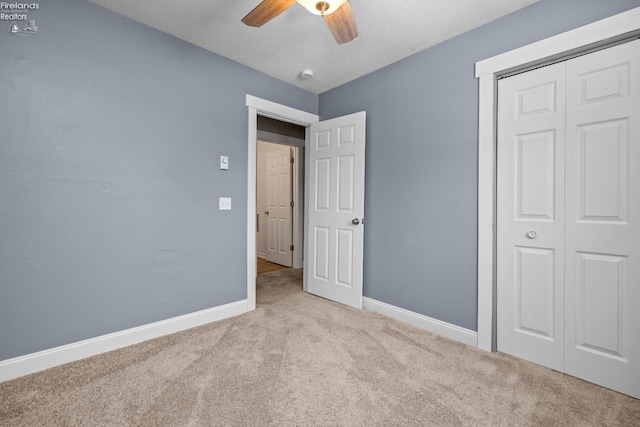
[246, 95, 319, 311]
[475, 7, 640, 351]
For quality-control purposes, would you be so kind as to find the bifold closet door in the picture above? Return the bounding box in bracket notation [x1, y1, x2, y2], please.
[497, 61, 567, 373]
[497, 39, 640, 398]
[564, 39, 640, 399]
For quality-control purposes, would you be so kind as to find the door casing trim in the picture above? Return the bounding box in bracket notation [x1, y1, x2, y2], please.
[474, 7, 640, 351]
[246, 95, 319, 311]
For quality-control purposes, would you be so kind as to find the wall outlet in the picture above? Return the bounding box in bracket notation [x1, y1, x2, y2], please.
[219, 197, 231, 210]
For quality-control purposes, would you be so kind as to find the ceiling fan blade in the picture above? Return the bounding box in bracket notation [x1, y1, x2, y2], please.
[323, 1, 358, 44]
[241, 0, 297, 27]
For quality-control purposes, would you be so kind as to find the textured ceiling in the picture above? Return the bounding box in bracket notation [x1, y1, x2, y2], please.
[89, 0, 538, 94]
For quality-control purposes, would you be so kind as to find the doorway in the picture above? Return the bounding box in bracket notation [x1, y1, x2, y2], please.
[245, 95, 319, 311]
[256, 116, 306, 273]
[246, 95, 367, 313]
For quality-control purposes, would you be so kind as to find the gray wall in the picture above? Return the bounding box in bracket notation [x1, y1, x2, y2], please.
[0, 0, 317, 360]
[319, 0, 640, 331]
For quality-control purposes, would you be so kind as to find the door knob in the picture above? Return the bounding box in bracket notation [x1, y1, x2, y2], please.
[526, 231, 537, 239]
[352, 218, 360, 225]
[264, 211, 269, 215]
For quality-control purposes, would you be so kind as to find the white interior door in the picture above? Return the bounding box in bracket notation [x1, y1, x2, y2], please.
[563, 40, 640, 398]
[265, 146, 292, 267]
[305, 112, 366, 309]
[497, 39, 640, 398]
[497, 61, 567, 372]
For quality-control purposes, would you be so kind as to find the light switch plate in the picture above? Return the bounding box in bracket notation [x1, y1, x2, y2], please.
[220, 156, 229, 170]
[219, 197, 231, 210]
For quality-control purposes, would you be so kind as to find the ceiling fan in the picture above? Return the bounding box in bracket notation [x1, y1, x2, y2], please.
[241, 0, 358, 45]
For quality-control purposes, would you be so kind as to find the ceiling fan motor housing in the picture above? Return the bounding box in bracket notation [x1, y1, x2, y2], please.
[316, 1, 330, 14]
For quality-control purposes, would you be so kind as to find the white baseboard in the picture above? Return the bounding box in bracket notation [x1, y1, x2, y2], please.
[0, 299, 248, 383]
[363, 297, 478, 347]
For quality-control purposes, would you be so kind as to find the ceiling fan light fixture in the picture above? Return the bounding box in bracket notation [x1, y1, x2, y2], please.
[296, 0, 347, 16]
[241, 0, 357, 45]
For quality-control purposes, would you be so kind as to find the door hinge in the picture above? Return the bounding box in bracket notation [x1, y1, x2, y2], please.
[290, 156, 294, 164]
[290, 245, 294, 251]
[290, 200, 294, 208]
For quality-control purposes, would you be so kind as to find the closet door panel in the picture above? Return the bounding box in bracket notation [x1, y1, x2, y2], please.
[564, 39, 640, 399]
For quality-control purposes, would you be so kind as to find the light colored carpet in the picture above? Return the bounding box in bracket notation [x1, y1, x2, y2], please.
[1, 268, 639, 426]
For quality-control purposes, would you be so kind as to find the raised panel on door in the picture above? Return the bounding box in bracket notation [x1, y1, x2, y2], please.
[517, 131, 557, 220]
[337, 155, 355, 212]
[313, 226, 330, 281]
[515, 247, 556, 340]
[564, 39, 640, 398]
[268, 218, 277, 251]
[577, 120, 629, 222]
[497, 61, 566, 372]
[315, 158, 331, 211]
[335, 228, 354, 287]
[305, 112, 366, 309]
[574, 252, 627, 359]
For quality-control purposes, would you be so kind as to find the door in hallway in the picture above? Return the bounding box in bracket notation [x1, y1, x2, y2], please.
[265, 146, 293, 267]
